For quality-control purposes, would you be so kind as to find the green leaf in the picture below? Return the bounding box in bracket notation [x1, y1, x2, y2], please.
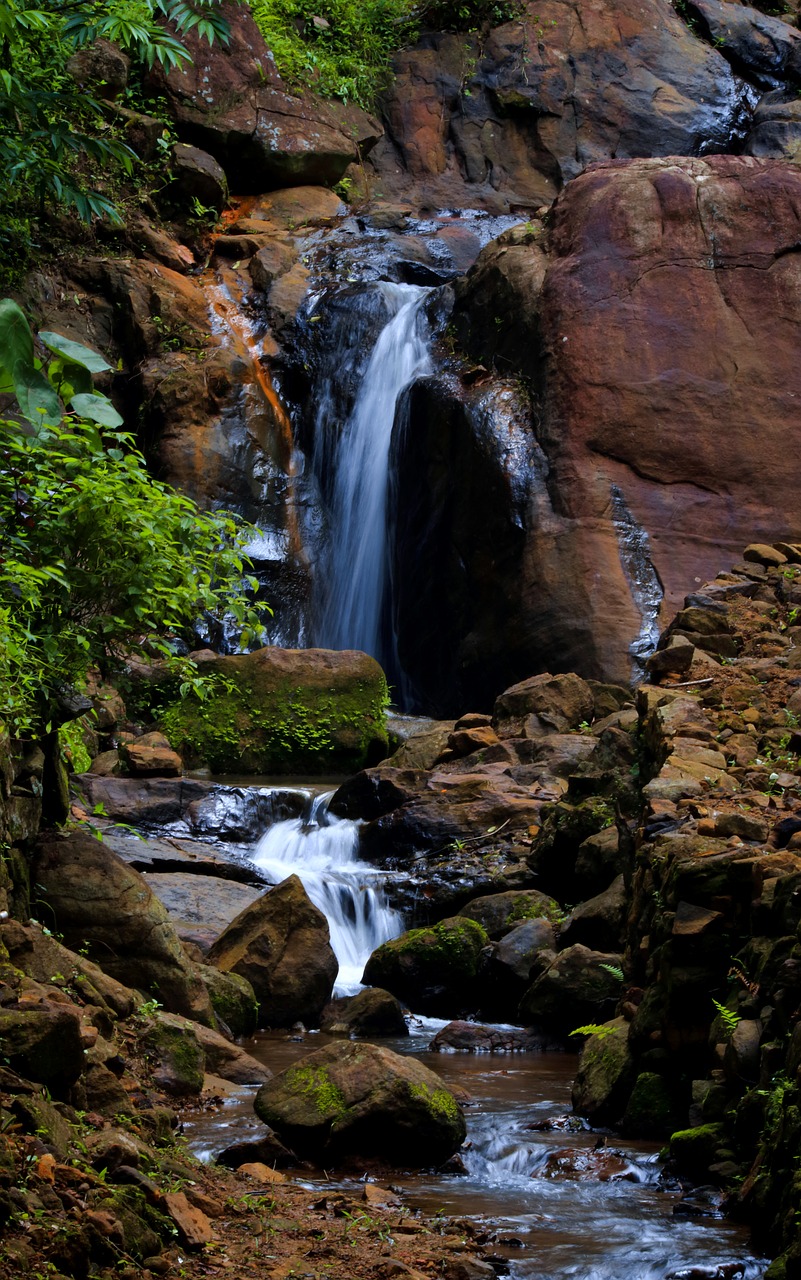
[0, 298, 34, 384]
[38, 331, 112, 374]
[12, 359, 62, 426]
[69, 393, 124, 428]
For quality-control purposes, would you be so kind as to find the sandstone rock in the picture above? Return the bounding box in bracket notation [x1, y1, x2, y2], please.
[370, 0, 746, 208]
[429, 1021, 556, 1052]
[249, 241, 297, 291]
[0, 920, 137, 1021]
[320, 988, 408, 1038]
[33, 832, 215, 1026]
[254, 1041, 465, 1165]
[362, 917, 489, 1017]
[493, 673, 594, 739]
[574, 827, 623, 899]
[745, 91, 801, 160]
[518, 944, 624, 1032]
[199, 966, 258, 1038]
[686, 0, 801, 86]
[385, 722, 455, 770]
[75, 776, 214, 827]
[147, 874, 262, 951]
[206, 875, 337, 1027]
[141, 1013, 206, 1096]
[458, 889, 561, 939]
[120, 733, 183, 777]
[171, 143, 228, 213]
[0, 1005, 85, 1094]
[158, 647, 388, 775]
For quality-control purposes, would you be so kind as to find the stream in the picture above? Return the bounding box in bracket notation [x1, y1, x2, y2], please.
[176, 787, 767, 1280]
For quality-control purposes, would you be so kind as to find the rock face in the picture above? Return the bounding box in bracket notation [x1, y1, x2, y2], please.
[206, 875, 338, 1027]
[369, 0, 750, 208]
[159, 647, 389, 774]
[33, 833, 215, 1026]
[446, 155, 801, 685]
[254, 1040, 465, 1165]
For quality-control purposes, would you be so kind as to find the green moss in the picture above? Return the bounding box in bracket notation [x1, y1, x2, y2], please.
[506, 895, 561, 927]
[390, 917, 489, 976]
[669, 1123, 724, 1176]
[284, 1064, 347, 1119]
[159, 670, 389, 775]
[409, 1082, 460, 1122]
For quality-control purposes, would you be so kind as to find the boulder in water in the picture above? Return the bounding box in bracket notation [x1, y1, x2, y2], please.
[458, 889, 561, 939]
[320, 988, 408, 1038]
[205, 875, 338, 1028]
[254, 1040, 465, 1166]
[362, 917, 488, 1017]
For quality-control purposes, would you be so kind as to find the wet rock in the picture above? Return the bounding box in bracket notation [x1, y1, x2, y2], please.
[320, 988, 408, 1038]
[74, 775, 214, 828]
[622, 1071, 682, 1139]
[430, 1021, 555, 1052]
[686, 0, 801, 87]
[206, 875, 337, 1027]
[479, 918, 557, 1020]
[171, 143, 228, 213]
[249, 241, 297, 292]
[458, 889, 561, 939]
[33, 832, 215, 1026]
[199, 966, 258, 1039]
[254, 1040, 465, 1166]
[745, 90, 801, 160]
[518, 944, 623, 1032]
[362, 917, 489, 1017]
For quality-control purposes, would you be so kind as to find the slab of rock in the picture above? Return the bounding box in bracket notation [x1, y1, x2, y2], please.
[147, 873, 262, 949]
[254, 1040, 465, 1165]
[206, 875, 337, 1027]
[33, 832, 215, 1026]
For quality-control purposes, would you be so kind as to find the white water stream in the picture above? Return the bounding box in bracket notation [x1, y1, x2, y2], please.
[314, 282, 432, 658]
[250, 789, 403, 994]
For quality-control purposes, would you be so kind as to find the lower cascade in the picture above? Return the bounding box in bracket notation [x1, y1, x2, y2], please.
[250, 789, 404, 993]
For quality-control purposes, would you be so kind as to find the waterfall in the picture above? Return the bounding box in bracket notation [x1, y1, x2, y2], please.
[251, 790, 404, 995]
[313, 282, 432, 660]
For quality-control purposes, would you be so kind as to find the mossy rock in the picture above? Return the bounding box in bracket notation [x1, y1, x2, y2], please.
[254, 1040, 465, 1166]
[141, 1013, 205, 1096]
[157, 647, 389, 775]
[571, 1017, 634, 1125]
[622, 1071, 681, 1139]
[669, 1123, 724, 1178]
[199, 964, 258, 1038]
[458, 889, 562, 939]
[362, 916, 489, 1016]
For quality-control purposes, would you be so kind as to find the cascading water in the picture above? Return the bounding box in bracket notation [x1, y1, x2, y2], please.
[312, 282, 432, 661]
[250, 789, 404, 994]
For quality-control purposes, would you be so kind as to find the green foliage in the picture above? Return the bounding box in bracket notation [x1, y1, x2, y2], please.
[569, 1023, 620, 1041]
[711, 998, 741, 1038]
[0, 300, 264, 736]
[0, 0, 230, 226]
[246, 0, 525, 106]
[599, 963, 625, 982]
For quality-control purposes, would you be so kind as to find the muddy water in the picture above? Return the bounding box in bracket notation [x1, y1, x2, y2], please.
[186, 1019, 766, 1280]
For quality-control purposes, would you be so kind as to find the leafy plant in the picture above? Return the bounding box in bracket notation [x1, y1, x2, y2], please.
[569, 1023, 619, 1041]
[600, 963, 625, 982]
[0, 300, 265, 736]
[711, 998, 741, 1038]
[0, 0, 230, 225]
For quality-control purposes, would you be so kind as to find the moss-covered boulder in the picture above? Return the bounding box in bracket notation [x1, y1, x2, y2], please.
[362, 917, 489, 1017]
[320, 987, 408, 1038]
[141, 1013, 205, 1096]
[622, 1071, 682, 1139]
[158, 647, 389, 775]
[458, 889, 562, 939]
[206, 875, 337, 1027]
[199, 964, 259, 1038]
[669, 1123, 725, 1178]
[571, 1018, 634, 1125]
[254, 1040, 465, 1166]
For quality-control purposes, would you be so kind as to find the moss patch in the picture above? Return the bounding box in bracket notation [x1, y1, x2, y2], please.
[283, 1064, 348, 1120]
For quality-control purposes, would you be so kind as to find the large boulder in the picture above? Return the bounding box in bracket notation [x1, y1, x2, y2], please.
[158, 647, 389, 775]
[362, 917, 488, 1017]
[518, 944, 623, 1033]
[571, 1018, 635, 1126]
[254, 1040, 465, 1165]
[0, 1004, 85, 1095]
[369, 0, 749, 208]
[147, 0, 381, 189]
[320, 988, 408, 1038]
[459, 889, 561, 939]
[205, 875, 337, 1027]
[33, 833, 215, 1026]
[479, 917, 556, 1021]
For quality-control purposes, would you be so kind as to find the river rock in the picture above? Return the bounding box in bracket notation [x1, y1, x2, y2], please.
[458, 889, 561, 939]
[362, 917, 489, 1017]
[157, 647, 389, 775]
[518, 944, 624, 1033]
[430, 1021, 556, 1053]
[493, 673, 595, 739]
[33, 832, 215, 1026]
[0, 1004, 85, 1095]
[74, 775, 215, 828]
[206, 875, 337, 1027]
[479, 918, 557, 1020]
[571, 1018, 635, 1125]
[147, 873, 263, 952]
[320, 988, 408, 1038]
[199, 965, 258, 1038]
[254, 1041, 465, 1165]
